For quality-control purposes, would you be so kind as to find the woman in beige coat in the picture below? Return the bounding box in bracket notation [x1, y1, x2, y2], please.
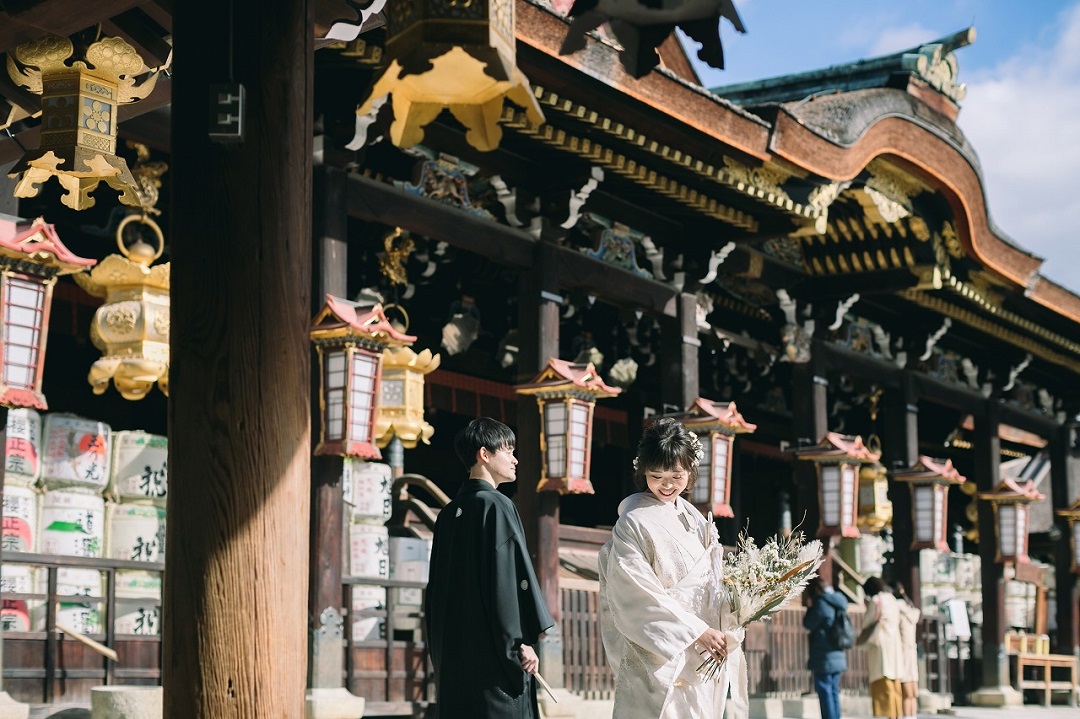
[858, 577, 903, 719]
[893, 583, 921, 719]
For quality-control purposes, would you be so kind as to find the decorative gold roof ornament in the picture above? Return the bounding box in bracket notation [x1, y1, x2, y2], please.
[6, 32, 165, 210]
[73, 144, 169, 400]
[352, 0, 543, 152]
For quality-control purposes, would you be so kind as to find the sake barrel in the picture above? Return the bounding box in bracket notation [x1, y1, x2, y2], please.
[40, 489, 105, 557]
[57, 567, 103, 598]
[115, 570, 162, 600]
[107, 503, 166, 562]
[344, 459, 392, 523]
[2, 484, 39, 553]
[1, 600, 30, 632]
[55, 603, 102, 635]
[116, 602, 161, 635]
[349, 523, 389, 580]
[0, 563, 38, 595]
[41, 414, 111, 490]
[108, 431, 168, 503]
[114, 569, 162, 634]
[1, 565, 39, 631]
[4, 408, 42, 486]
[388, 536, 430, 607]
[351, 585, 386, 642]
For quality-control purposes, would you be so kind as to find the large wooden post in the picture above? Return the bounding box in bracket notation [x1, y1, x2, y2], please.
[515, 241, 563, 687]
[885, 373, 919, 599]
[793, 344, 830, 582]
[970, 403, 1021, 705]
[660, 293, 699, 411]
[1050, 425, 1079, 658]
[165, 2, 313, 717]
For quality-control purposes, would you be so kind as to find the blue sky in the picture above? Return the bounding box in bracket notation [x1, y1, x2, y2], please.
[682, 0, 1080, 291]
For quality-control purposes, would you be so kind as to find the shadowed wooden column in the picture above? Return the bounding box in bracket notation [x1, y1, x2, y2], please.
[793, 344, 830, 582]
[1050, 426, 1078, 657]
[885, 372, 919, 598]
[973, 403, 1010, 694]
[165, 1, 313, 716]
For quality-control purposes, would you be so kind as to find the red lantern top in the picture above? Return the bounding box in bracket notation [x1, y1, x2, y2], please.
[674, 397, 757, 435]
[0, 217, 96, 275]
[794, 432, 881, 463]
[515, 358, 621, 399]
[311, 294, 416, 348]
[891, 455, 966, 485]
[977, 477, 1045, 504]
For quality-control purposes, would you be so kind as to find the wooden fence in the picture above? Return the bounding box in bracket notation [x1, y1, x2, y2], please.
[560, 584, 949, 701]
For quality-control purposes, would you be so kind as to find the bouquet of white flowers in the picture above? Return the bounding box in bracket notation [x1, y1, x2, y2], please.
[698, 530, 823, 681]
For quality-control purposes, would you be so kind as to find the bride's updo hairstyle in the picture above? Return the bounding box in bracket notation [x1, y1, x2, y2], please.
[632, 417, 704, 493]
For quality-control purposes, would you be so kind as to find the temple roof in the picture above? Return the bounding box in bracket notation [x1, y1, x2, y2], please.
[712, 28, 974, 110]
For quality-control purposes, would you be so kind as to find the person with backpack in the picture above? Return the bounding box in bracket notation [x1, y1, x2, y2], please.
[802, 576, 849, 719]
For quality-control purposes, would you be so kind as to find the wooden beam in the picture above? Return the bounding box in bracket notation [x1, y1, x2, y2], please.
[346, 172, 536, 267]
[0, 0, 147, 54]
[346, 172, 680, 317]
[103, 8, 174, 67]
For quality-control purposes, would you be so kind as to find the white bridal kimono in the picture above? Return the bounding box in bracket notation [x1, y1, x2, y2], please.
[599, 493, 729, 719]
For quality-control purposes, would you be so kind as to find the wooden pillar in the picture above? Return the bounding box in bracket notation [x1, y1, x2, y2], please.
[885, 373, 919, 600]
[515, 241, 562, 682]
[972, 403, 1013, 697]
[165, 1, 313, 716]
[1050, 426, 1079, 658]
[660, 293, 699, 411]
[308, 165, 348, 689]
[793, 344, 830, 582]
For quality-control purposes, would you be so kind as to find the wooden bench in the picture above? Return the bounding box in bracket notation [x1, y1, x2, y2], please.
[1005, 631, 1079, 706]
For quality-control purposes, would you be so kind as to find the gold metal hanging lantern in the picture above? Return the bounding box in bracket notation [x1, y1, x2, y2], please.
[354, 0, 544, 151]
[374, 345, 441, 450]
[75, 215, 170, 400]
[6, 33, 162, 210]
[73, 144, 170, 400]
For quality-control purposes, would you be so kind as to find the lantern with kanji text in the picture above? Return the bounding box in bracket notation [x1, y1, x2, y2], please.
[0, 217, 95, 409]
[795, 433, 880, 539]
[669, 398, 755, 518]
[977, 477, 1044, 564]
[1055, 499, 1080, 574]
[515, 358, 620, 494]
[311, 294, 415, 459]
[891, 456, 966, 551]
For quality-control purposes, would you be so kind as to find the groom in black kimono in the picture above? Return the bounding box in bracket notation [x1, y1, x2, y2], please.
[426, 418, 555, 718]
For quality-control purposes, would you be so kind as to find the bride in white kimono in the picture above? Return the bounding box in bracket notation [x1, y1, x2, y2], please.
[599, 418, 729, 719]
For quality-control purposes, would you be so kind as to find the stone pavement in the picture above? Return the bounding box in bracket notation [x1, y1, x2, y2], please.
[849, 707, 1077, 719]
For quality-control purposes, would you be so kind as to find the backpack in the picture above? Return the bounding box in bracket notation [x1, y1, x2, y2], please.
[827, 603, 855, 650]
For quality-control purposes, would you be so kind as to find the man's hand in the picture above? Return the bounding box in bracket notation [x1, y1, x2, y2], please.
[518, 644, 539, 674]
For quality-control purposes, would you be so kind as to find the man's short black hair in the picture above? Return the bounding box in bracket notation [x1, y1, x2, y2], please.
[454, 417, 517, 470]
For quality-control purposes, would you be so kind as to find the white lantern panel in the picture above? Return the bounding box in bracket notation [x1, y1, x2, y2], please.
[324, 350, 347, 441]
[2, 276, 44, 391]
[933, 487, 945, 546]
[998, 504, 1017, 558]
[692, 433, 711, 504]
[913, 485, 934, 543]
[1015, 505, 1028, 558]
[711, 435, 730, 506]
[820, 465, 841, 526]
[840, 464, 856, 527]
[567, 403, 589, 478]
[347, 352, 378, 444]
[543, 402, 567, 478]
[1072, 522, 1080, 567]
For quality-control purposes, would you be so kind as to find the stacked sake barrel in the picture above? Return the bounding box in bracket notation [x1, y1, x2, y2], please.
[106, 431, 168, 636]
[38, 414, 113, 634]
[1, 408, 44, 631]
[344, 459, 392, 642]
